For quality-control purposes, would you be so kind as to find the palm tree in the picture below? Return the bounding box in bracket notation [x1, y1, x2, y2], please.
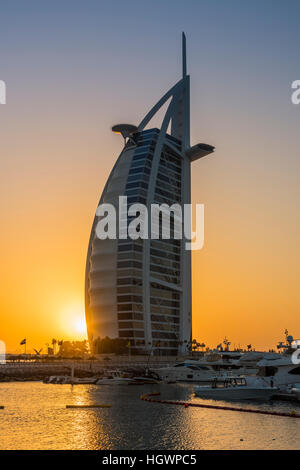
[51, 338, 57, 355]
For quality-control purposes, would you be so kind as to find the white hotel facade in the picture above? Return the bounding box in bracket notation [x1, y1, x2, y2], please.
[85, 34, 214, 355]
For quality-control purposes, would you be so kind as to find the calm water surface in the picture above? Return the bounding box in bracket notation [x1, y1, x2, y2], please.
[0, 382, 299, 450]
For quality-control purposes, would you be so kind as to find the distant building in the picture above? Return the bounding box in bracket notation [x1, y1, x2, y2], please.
[85, 34, 214, 355]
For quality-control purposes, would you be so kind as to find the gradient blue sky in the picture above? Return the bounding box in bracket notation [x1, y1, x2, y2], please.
[1, 0, 300, 351]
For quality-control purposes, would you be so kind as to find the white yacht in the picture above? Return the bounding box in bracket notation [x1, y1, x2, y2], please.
[95, 370, 136, 385]
[151, 352, 261, 383]
[256, 355, 300, 391]
[194, 377, 277, 401]
[256, 334, 300, 392]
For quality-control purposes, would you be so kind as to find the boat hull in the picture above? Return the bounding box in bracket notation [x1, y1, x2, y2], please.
[95, 378, 134, 385]
[194, 386, 276, 401]
[291, 388, 300, 401]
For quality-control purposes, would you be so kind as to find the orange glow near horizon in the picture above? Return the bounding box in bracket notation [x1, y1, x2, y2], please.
[1, 27, 299, 354]
[1, 124, 299, 353]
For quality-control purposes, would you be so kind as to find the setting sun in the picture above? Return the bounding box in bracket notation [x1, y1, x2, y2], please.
[60, 300, 87, 340]
[74, 317, 87, 336]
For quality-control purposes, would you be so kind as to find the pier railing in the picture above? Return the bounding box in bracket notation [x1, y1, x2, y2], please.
[0, 356, 181, 377]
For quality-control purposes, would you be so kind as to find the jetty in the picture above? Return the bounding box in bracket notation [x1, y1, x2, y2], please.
[0, 356, 178, 382]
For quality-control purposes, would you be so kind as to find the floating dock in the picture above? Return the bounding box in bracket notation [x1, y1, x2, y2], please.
[66, 404, 111, 408]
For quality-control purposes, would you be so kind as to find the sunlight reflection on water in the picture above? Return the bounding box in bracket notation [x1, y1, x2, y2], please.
[0, 382, 299, 449]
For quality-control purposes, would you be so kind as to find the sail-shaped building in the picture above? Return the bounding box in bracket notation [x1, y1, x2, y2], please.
[85, 34, 214, 355]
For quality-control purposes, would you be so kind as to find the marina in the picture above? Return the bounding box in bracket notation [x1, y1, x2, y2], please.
[2, 333, 300, 404]
[1, 3, 300, 453]
[193, 377, 277, 401]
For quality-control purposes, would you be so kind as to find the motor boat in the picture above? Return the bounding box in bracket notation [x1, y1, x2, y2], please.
[256, 355, 300, 391]
[151, 353, 260, 384]
[151, 361, 228, 383]
[291, 385, 300, 401]
[71, 377, 98, 384]
[194, 376, 277, 401]
[95, 370, 136, 385]
[43, 375, 97, 384]
[129, 376, 160, 384]
[256, 334, 300, 392]
[43, 375, 68, 384]
[153, 333, 298, 386]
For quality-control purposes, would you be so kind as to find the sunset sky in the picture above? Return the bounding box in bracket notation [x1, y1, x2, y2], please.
[1, 0, 300, 353]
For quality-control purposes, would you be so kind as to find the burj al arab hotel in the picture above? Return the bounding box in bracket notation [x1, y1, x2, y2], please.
[85, 34, 214, 355]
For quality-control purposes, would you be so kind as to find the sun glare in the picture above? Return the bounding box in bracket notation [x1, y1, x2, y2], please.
[60, 300, 87, 339]
[74, 317, 87, 335]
